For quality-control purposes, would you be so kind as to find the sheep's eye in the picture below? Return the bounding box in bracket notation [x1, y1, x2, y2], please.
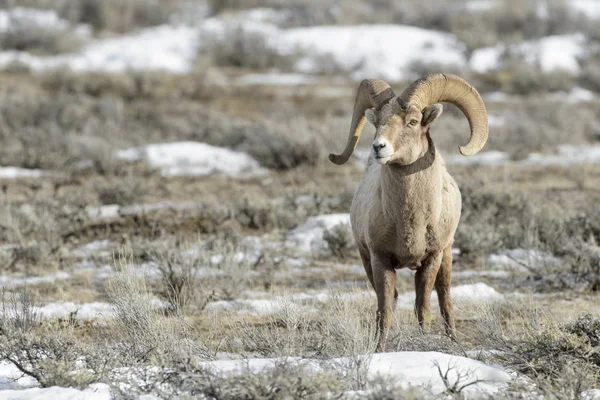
[409, 119, 418, 126]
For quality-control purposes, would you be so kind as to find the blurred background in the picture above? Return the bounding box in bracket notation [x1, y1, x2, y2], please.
[0, 0, 599, 170]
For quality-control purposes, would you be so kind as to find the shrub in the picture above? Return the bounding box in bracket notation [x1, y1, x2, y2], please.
[0, 25, 81, 55]
[2, 0, 180, 33]
[105, 256, 204, 364]
[323, 223, 356, 261]
[95, 175, 148, 206]
[0, 72, 323, 173]
[0, 289, 103, 388]
[579, 52, 600, 93]
[474, 303, 600, 394]
[200, 22, 296, 70]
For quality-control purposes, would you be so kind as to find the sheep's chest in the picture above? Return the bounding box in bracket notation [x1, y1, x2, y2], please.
[365, 188, 447, 270]
[366, 213, 439, 270]
[393, 221, 436, 270]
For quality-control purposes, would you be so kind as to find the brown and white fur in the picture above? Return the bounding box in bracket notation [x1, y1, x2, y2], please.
[352, 101, 460, 352]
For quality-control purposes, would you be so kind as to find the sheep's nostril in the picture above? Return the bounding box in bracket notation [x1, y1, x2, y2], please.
[373, 142, 386, 151]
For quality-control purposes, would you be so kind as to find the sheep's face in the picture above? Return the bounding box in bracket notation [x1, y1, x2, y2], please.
[366, 102, 443, 166]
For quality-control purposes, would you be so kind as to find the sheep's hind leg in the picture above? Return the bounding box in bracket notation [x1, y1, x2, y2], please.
[414, 252, 442, 334]
[435, 246, 455, 339]
[372, 256, 397, 353]
[358, 246, 375, 291]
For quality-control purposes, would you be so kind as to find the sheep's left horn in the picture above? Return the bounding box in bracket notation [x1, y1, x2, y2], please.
[398, 73, 488, 156]
[329, 79, 395, 165]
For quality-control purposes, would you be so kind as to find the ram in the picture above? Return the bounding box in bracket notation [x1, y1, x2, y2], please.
[330, 74, 488, 351]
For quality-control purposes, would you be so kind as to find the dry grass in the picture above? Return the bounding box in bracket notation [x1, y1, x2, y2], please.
[471, 300, 600, 394]
[105, 255, 206, 364]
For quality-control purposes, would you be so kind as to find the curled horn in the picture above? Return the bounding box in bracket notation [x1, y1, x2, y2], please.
[329, 79, 395, 165]
[398, 73, 488, 156]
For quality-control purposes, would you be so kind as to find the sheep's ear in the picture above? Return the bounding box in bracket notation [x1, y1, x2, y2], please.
[365, 108, 377, 125]
[421, 104, 443, 127]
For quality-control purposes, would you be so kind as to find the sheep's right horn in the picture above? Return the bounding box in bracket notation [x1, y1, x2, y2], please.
[399, 73, 488, 156]
[329, 79, 395, 165]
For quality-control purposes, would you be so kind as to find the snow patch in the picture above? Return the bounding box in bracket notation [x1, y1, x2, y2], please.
[72, 25, 198, 73]
[396, 282, 504, 309]
[85, 204, 120, 220]
[280, 24, 466, 81]
[583, 389, 600, 400]
[444, 151, 510, 166]
[488, 115, 506, 127]
[547, 86, 596, 103]
[233, 73, 320, 86]
[572, 0, 600, 19]
[487, 249, 562, 272]
[72, 240, 112, 258]
[453, 270, 511, 279]
[287, 213, 351, 253]
[0, 167, 46, 180]
[35, 302, 115, 320]
[85, 201, 201, 220]
[0, 272, 71, 287]
[0, 383, 111, 400]
[471, 33, 587, 73]
[483, 91, 510, 102]
[465, 0, 497, 11]
[526, 144, 600, 165]
[0, 24, 198, 73]
[0, 361, 38, 390]
[201, 352, 511, 396]
[117, 142, 267, 178]
[0, 7, 69, 33]
[206, 283, 503, 316]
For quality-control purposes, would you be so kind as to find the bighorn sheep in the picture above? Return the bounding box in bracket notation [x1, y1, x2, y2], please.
[329, 74, 488, 351]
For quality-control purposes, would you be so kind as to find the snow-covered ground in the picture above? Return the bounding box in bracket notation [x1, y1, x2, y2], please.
[0, 350, 510, 398]
[465, 0, 497, 12]
[277, 24, 466, 81]
[35, 301, 115, 321]
[471, 33, 587, 73]
[443, 144, 600, 167]
[464, 0, 600, 19]
[0, 166, 46, 180]
[0, 7, 70, 34]
[0, 23, 195, 73]
[444, 150, 510, 166]
[0, 361, 110, 400]
[232, 72, 321, 86]
[487, 249, 562, 272]
[0, 361, 38, 390]
[526, 144, 600, 165]
[0, 5, 596, 87]
[202, 351, 511, 397]
[84, 201, 201, 221]
[72, 240, 113, 258]
[572, 0, 600, 19]
[0, 271, 71, 287]
[206, 282, 504, 316]
[117, 142, 267, 178]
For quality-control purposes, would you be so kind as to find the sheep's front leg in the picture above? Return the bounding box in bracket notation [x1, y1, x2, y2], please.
[435, 246, 455, 338]
[372, 256, 397, 352]
[414, 252, 442, 333]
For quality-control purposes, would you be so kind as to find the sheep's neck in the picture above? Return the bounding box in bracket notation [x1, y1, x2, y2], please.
[379, 139, 439, 214]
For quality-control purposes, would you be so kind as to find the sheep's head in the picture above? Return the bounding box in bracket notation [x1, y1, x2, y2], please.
[365, 101, 443, 165]
[329, 74, 489, 166]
